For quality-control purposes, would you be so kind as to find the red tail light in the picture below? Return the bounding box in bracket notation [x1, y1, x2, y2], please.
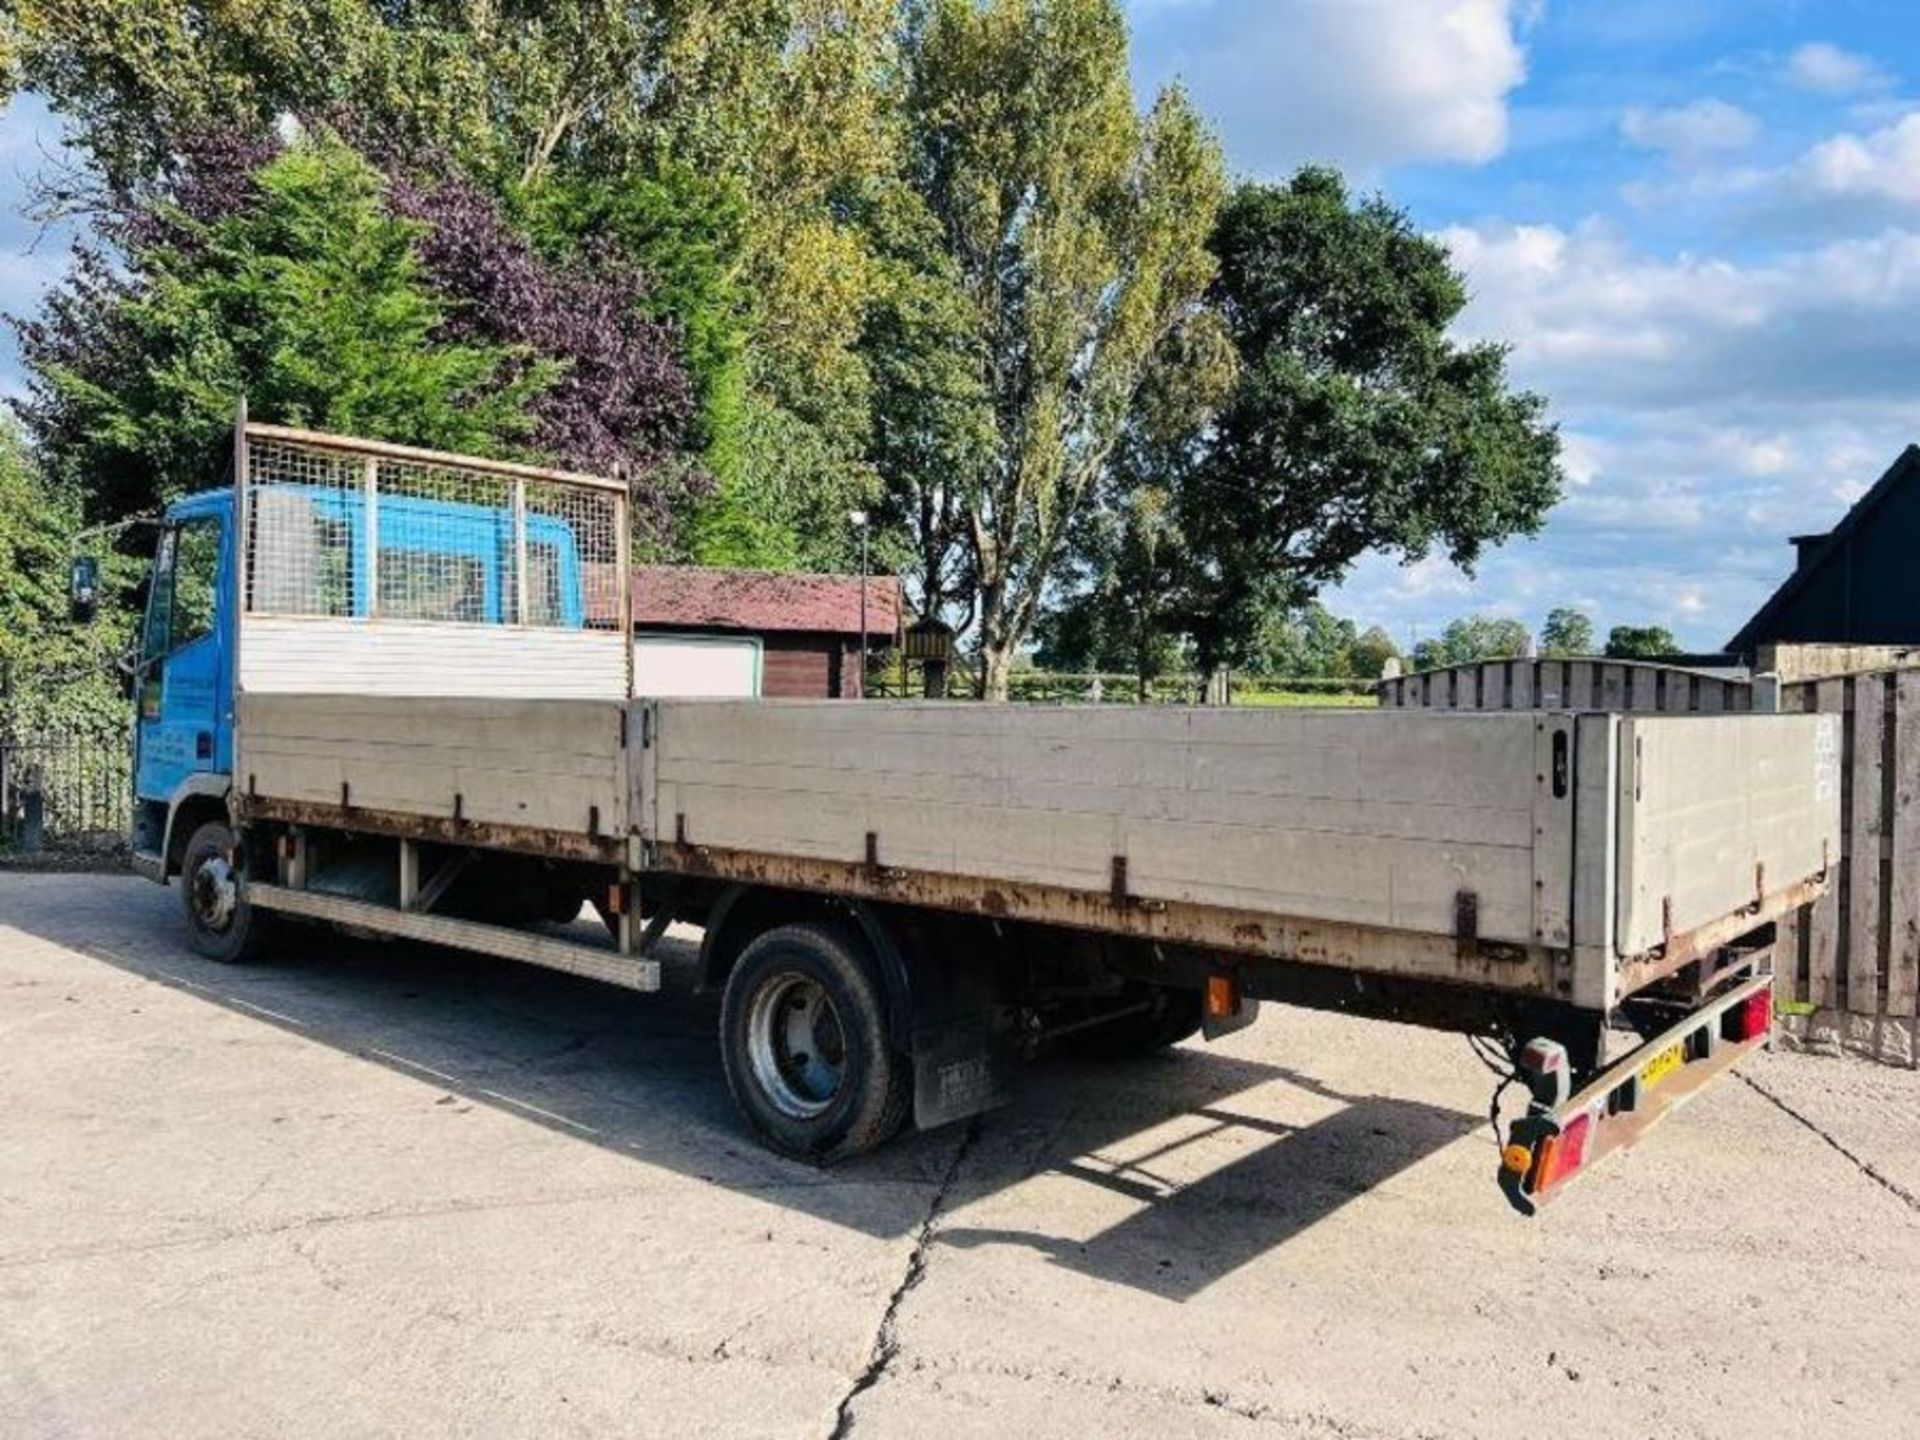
[1538, 1110, 1593, 1192]
[1726, 988, 1772, 1044]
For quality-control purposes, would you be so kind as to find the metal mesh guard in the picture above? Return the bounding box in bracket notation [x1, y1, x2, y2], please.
[244, 436, 624, 631]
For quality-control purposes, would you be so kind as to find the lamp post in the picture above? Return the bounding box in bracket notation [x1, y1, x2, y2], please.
[849, 510, 870, 698]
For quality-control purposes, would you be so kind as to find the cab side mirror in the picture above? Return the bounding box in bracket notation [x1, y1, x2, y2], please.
[69, 554, 100, 625]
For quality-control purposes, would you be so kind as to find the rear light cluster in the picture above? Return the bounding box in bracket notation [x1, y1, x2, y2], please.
[1724, 988, 1772, 1044]
[1533, 1109, 1594, 1193]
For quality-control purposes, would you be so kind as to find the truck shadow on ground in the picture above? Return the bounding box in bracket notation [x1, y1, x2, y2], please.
[11, 879, 1479, 1302]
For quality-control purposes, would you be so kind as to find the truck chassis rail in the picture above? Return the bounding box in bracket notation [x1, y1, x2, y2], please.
[249, 883, 661, 993]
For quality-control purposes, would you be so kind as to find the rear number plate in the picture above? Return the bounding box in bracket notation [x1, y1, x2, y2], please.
[1638, 1042, 1684, 1092]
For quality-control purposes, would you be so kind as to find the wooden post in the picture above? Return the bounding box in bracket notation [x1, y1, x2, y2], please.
[1889, 670, 1920, 1021]
[1807, 678, 1847, 1011]
[1846, 672, 1887, 1018]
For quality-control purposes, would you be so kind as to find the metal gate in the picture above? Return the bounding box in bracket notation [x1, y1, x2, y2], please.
[0, 722, 133, 855]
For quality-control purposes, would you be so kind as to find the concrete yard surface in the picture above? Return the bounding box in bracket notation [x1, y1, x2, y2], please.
[3, 872, 1918, 1438]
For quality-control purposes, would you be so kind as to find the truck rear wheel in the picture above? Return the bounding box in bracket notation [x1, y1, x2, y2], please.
[180, 820, 271, 964]
[719, 923, 912, 1162]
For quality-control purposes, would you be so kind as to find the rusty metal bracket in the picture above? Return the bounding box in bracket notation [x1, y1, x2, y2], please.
[1110, 855, 1130, 909]
[1454, 890, 1480, 960]
[861, 830, 904, 883]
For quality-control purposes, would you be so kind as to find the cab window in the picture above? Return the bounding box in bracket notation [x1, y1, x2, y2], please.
[144, 518, 222, 660]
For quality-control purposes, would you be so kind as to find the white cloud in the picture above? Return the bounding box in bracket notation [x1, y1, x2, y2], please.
[1441, 219, 1920, 410]
[1128, 0, 1532, 173]
[1801, 112, 1920, 207]
[1620, 99, 1759, 160]
[1786, 42, 1887, 96]
[1324, 216, 1920, 648]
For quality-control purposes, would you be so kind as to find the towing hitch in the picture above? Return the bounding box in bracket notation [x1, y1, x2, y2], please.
[1499, 973, 1774, 1216]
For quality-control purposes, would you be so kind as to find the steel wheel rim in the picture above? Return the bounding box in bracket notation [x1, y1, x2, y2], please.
[746, 971, 848, 1119]
[191, 850, 238, 933]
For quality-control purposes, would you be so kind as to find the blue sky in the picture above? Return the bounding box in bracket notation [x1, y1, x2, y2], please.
[1128, 0, 1920, 651]
[3, 4, 1919, 651]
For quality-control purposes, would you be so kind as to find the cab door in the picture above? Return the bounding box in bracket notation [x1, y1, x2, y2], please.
[134, 514, 231, 805]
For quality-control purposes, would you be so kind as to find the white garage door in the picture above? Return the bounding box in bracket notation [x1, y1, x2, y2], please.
[634, 634, 763, 698]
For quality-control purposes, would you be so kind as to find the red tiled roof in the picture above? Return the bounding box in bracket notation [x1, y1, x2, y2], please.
[633, 565, 902, 639]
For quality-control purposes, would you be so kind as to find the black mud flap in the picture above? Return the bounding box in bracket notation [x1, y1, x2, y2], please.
[912, 1018, 1015, 1130]
[1202, 994, 1260, 1041]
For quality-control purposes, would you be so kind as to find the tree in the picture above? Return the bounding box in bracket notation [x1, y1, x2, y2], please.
[1350, 626, 1402, 681]
[14, 130, 698, 535]
[0, 421, 131, 732]
[7, 2, 903, 566]
[1605, 625, 1681, 660]
[1179, 171, 1561, 673]
[1412, 616, 1531, 672]
[1033, 485, 1190, 694]
[1250, 602, 1361, 678]
[902, 0, 1228, 698]
[1540, 607, 1595, 657]
[16, 135, 555, 522]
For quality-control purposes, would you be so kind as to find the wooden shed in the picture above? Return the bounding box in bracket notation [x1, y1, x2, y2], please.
[1728, 445, 1920, 658]
[632, 566, 901, 699]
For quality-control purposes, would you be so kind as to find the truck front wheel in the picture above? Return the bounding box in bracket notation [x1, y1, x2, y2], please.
[180, 820, 271, 964]
[719, 923, 912, 1162]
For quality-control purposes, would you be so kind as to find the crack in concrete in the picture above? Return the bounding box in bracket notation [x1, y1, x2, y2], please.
[1738, 1071, 1920, 1214]
[828, 1119, 980, 1439]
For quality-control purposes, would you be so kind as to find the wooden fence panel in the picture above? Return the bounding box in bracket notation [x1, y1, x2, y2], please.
[1804, 678, 1848, 1010]
[1567, 661, 1593, 710]
[1890, 671, 1920, 1019]
[1482, 663, 1506, 710]
[1510, 661, 1534, 708]
[1846, 673, 1887, 1018]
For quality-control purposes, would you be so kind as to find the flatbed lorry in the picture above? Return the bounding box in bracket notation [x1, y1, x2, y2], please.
[85, 415, 1841, 1213]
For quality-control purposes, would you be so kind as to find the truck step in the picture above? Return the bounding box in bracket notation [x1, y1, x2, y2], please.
[248, 883, 661, 993]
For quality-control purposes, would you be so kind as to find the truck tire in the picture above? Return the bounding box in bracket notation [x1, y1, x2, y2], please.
[180, 820, 271, 964]
[1055, 984, 1203, 1060]
[719, 923, 912, 1163]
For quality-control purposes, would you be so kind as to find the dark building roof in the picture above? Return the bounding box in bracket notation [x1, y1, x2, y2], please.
[1727, 445, 1920, 656]
[633, 565, 902, 640]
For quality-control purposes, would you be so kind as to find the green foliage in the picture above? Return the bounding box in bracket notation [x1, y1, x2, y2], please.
[1412, 615, 1531, 673]
[860, 176, 994, 619]
[1181, 170, 1562, 671]
[1540, 606, 1596, 657]
[517, 163, 751, 487]
[25, 136, 552, 520]
[1605, 624, 1681, 660]
[12, 1, 907, 567]
[1350, 626, 1402, 681]
[903, 0, 1228, 696]
[9, 0, 1565, 668]
[1033, 486, 1190, 688]
[0, 421, 131, 730]
[688, 394, 888, 574]
[1249, 603, 1363, 679]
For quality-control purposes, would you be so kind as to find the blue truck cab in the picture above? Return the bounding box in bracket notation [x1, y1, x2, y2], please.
[126, 483, 588, 879]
